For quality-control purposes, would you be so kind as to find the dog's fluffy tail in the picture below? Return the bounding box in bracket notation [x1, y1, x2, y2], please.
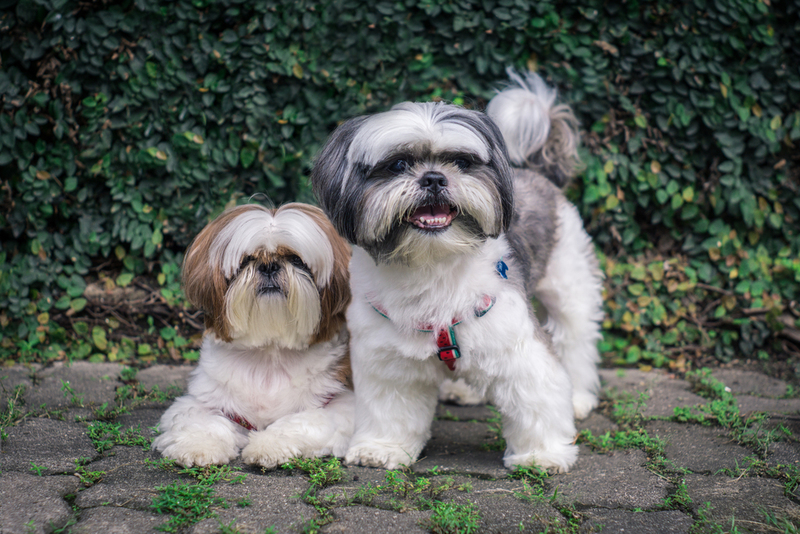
[486, 68, 581, 189]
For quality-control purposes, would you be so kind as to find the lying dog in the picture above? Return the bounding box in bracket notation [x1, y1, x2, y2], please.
[310, 70, 602, 473]
[153, 203, 354, 468]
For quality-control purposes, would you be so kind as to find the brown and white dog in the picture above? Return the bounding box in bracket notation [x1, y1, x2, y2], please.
[153, 203, 353, 468]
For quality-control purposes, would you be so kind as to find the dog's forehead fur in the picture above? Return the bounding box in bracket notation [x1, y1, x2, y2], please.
[207, 204, 335, 285]
[347, 102, 492, 170]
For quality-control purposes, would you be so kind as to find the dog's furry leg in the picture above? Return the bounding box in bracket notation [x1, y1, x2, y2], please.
[487, 336, 578, 473]
[535, 200, 603, 419]
[241, 391, 355, 469]
[438, 377, 486, 405]
[153, 396, 248, 467]
[345, 353, 439, 469]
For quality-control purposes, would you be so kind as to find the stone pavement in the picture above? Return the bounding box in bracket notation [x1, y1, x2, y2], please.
[1, 362, 799, 533]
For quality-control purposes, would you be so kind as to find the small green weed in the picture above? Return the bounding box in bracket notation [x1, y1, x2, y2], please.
[179, 464, 246, 485]
[547, 504, 585, 533]
[683, 369, 782, 457]
[663, 477, 692, 510]
[421, 501, 480, 534]
[384, 469, 456, 508]
[145, 457, 247, 485]
[281, 457, 344, 490]
[719, 456, 800, 499]
[689, 502, 741, 534]
[152, 481, 228, 532]
[577, 428, 665, 457]
[73, 457, 104, 487]
[119, 366, 138, 383]
[481, 405, 506, 451]
[510, 464, 551, 502]
[281, 458, 345, 531]
[60, 380, 84, 407]
[1, 385, 26, 440]
[761, 509, 800, 533]
[437, 410, 460, 421]
[610, 391, 649, 428]
[86, 421, 151, 452]
[29, 462, 45, 476]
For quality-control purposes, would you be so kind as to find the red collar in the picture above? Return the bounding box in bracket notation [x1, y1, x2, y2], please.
[369, 294, 495, 371]
[222, 392, 339, 431]
[224, 410, 256, 431]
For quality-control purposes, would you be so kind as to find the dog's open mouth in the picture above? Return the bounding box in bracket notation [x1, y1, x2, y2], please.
[405, 204, 458, 231]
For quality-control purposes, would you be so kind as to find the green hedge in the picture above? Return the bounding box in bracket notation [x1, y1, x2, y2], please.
[1, 0, 798, 366]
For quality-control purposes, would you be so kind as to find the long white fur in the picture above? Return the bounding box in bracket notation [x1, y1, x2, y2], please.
[153, 206, 353, 468]
[210, 208, 334, 287]
[344, 104, 491, 189]
[345, 240, 578, 472]
[153, 334, 353, 468]
[534, 199, 603, 418]
[225, 264, 321, 349]
[485, 69, 556, 167]
[315, 73, 602, 474]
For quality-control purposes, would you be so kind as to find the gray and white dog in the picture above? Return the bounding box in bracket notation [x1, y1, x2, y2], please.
[311, 70, 603, 473]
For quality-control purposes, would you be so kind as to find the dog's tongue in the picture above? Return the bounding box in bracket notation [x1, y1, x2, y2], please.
[406, 204, 454, 229]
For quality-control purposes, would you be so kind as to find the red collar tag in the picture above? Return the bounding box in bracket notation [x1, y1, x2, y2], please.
[435, 325, 460, 371]
[369, 295, 496, 372]
[224, 410, 256, 431]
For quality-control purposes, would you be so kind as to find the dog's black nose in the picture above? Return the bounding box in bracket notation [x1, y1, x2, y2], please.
[418, 172, 448, 194]
[258, 262, 280, 275]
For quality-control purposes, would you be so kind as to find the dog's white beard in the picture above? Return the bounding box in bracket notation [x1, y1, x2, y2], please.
[388, 222, 485, 266]
[225, 268, 321, 350]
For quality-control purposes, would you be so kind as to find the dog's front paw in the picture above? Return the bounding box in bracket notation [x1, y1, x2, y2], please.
[503, 444, 578, 474]
[572, 391, 599, 420]
[154, 433, 239, 467]
[241, 432, 302, 470]
[345, 443, 417, 470]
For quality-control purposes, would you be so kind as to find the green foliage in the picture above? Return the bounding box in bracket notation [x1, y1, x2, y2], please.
[74, 457, 104, 487]
[679, 368, 782, 456]
[29, 462, 45, 476]
[510, 465, 551, 503]
[1, 0, 798, 369]
[152, 481, 229, 533]
[481, 405, 506, 451]
[86, 420, 151, 452]
[422, 501, 480, 534]
[281, 457, 343, 490]
[0, 384, 26, 440]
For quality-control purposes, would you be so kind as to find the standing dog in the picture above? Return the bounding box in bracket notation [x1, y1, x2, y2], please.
[310, 71, 602, 473]
[153, 203, 354, 468]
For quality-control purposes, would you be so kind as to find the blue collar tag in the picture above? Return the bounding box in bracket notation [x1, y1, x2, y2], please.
[496, 258, 509, 279]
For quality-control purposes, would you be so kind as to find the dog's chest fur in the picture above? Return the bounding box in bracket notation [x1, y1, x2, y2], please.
[188, 335, 348, 426]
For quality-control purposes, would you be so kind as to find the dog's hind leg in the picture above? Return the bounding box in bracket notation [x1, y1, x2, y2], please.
[534, 200, 603, 420]
[438, 377, 486, 406]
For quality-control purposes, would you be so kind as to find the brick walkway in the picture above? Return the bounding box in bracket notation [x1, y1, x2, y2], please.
[1, 362, 798, 533]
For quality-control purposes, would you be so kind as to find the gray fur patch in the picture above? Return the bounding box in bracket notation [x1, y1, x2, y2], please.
[505, 168, 562, 297]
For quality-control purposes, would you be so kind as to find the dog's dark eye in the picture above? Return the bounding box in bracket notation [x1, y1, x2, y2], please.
[239, 255, 255, 269]
[287, 255, 306, 268]
[453, 157, 471, 170]
[388, 158, 410, 174]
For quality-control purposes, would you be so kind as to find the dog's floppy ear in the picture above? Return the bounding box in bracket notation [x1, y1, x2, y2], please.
[456, 110, 515, 235]
[290, 205, 352, 344]
[480, 113, 515, 234]
[182, 205, 262, 341]
[310, 116, 369, 243]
